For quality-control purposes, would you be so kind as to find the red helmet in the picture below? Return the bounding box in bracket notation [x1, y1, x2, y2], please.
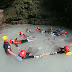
[26, 28, 29, 30]
[50, 26, 53, 31]
[19, 50, 26, 57]
[50, 26, 52, 28]
[64, 46, 70, 52]
[10, 39, 13, 43]
[20, 31, 22, 34]
[64, 31, 67, 34]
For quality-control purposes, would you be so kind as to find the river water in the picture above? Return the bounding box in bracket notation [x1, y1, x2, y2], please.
[0, 24, 72, 72]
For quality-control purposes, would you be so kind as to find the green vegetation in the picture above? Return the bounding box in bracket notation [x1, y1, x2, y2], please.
[3, 0, 43, 22]
[1, 0, 56, 23]
[0, 0, 72, 28]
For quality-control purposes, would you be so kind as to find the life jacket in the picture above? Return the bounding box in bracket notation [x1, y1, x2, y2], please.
[27, 30, 30, 33]
[3, 42, 11, 55]
[59, 48, 65, 52]
[36, 27, 40, 30]
[58, 48, 66, 54]
[13, 40, 21, 44]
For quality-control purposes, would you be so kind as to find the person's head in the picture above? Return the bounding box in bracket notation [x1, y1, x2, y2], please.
[19, 50, 26, 57]
[20, 31, 23, 34]
[26, 28, 29, 30]
[64, 46, 70, 52]
[59, 28, 61, 31]
[9, 39, 14, 43]
[50, 26, 53, 31]
[37, 26, 40, 29]
[64, 31, 67, 34]
[2, 36, 9, 42]
[50, 26, 52, 28]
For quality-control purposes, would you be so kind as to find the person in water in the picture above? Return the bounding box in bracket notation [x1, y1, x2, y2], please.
[18, 31, 26, 37]
[36, 26, 42, 32]
[56, 28, 61, 33]
[9, 37, 37, 49]
[48, 26, 53, 31]
[2, 36, 18, 56]
[26, 28, 31, 33]
[49, 29, 67, 37]
[60, 30, 67, 36]
[18, 50, 42, 59]
[52, 46, 70, 55]
[36, 26, 46, 33]
[42, 45, 71, 56]
[45, 26, 55, 35]
[18, 49, 55, 59]
[18, 31, 37, 39]
[51, 28, 61, 36]
[47, 26, 61, 36]
[56, 46, 70, 54]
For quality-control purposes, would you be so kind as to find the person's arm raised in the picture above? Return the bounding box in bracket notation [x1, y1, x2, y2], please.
[69, 44, 72, 47]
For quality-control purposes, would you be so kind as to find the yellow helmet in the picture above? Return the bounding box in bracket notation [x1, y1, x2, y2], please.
[2, 36, 8, 41]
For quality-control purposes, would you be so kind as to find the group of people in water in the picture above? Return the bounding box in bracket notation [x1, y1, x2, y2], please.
[2, 26, 72, 61]
[36, 26, 67, 36]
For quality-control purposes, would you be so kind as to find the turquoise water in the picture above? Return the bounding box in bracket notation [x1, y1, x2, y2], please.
[0, 24, 72, 72]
